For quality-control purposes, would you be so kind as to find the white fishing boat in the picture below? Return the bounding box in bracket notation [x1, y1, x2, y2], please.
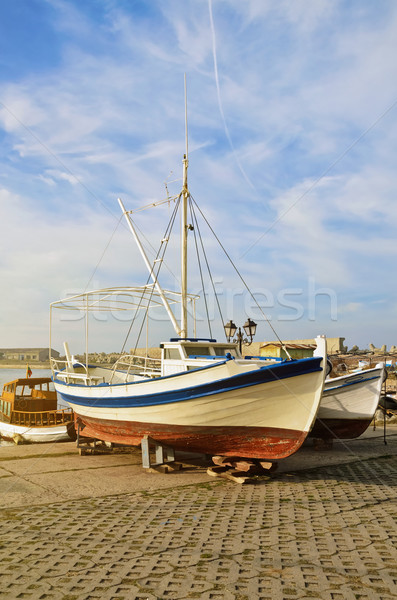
[50, 112, 328, 460]
[310, 364, 386, 439]
[0, 377, 74, 443]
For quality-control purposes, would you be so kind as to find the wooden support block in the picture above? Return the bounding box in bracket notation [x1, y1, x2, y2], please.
[212, 456, 277, 473]
[225, 471, 255, 484]
[233, 460, 257, 472]
[146, 462, 183, 474]
[207, 466, 255, 484]
[212, 455, 241, 466]
[147, 464, 170, 474]
[259, 461, 278, 473]
[207, 466, 229, 477]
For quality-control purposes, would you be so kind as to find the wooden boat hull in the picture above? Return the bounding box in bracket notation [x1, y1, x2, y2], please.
[0, 420, 71, 443]
[310, 366, 385, 440]
[75, 417, 308, 459]
[55, 355, 326, 459]
[0, 376, 74, 443]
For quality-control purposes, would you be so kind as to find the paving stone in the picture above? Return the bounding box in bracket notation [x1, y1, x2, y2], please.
[0, 455, 396, 599]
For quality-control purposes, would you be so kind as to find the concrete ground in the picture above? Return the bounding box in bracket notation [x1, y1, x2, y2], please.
[0, 425, 396, 599]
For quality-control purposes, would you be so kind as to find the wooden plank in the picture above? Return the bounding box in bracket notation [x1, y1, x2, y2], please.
[207, 466, 229, 477]
[212, 455, 242, 466]
[259, 461, 278, 472]
[206, 466, 255, 484]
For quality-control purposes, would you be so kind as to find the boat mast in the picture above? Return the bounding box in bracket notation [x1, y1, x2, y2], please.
[180, 74, 189, 338]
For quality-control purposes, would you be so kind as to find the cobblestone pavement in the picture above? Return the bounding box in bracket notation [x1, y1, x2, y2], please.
[1, 455, 396, 600]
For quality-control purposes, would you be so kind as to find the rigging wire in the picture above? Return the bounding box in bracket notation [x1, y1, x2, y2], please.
[84, 214, 124, 293]
[131, 196, 181, 352]
[188, 199, 212, 338]
[120, 195, 181, 354]
[132, 219, 181, 287]
[190, 196, 290, 355]
[189, 199, 225, 338]
[118, 186, 288, 355]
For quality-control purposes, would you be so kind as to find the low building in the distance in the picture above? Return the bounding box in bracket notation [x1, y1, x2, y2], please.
[260, 337, 346, 359]
[0, 348, 59, 362]
[260, 342, 316, 360]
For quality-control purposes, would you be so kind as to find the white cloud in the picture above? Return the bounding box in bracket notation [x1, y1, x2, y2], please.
[1, 0, 397, 350]
[339, 302, 362, 314]
[40, 169, 81, 186]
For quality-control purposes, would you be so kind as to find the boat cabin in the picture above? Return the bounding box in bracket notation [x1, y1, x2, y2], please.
[0, 378, 73, 427]
[161, 338, 241, 376]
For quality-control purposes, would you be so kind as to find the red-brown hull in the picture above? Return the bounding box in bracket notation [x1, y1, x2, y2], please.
[76, 415, 308, 460]
[310, 417, 372, 440]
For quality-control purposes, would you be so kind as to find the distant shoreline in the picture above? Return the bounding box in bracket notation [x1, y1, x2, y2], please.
[0, 363, 50, 369]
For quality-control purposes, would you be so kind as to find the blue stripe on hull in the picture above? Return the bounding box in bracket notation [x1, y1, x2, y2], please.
[56, 356, 323, 409]
[324, 375, 380, 393]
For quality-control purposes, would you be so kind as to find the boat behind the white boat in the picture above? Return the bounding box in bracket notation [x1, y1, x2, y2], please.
[309, 364, 386, 440]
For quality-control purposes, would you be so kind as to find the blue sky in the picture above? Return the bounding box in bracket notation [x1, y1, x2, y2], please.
[1, 0, 397, 354]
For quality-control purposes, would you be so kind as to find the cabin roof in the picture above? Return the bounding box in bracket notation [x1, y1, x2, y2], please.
[6, 377, 52, 385]
[260, 342, 316, 350]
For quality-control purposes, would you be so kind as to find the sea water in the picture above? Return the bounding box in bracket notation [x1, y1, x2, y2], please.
[0, 367, 52, 389]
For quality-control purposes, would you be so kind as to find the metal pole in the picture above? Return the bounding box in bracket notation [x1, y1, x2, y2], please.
[238, 328, 243, 354]
[383, 374, 387, 445]
[181, 74, 189, 338]
[49, 305, 52, 371]
[118, 198, 182, 337]
[181, 154, 188, 338]
[85, 294, 89, 371]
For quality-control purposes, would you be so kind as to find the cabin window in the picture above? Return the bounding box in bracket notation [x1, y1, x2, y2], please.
[164, 348, 182, 360]
[214, 347, 231, 356]
[214, 346, 238, 357]
[185, 346, 211, 356]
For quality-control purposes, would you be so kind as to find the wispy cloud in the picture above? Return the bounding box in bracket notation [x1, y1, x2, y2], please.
[0, 0, 397, 350]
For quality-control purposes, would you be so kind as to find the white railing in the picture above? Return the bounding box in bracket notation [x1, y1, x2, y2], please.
[50, 354, 162, 386]
[50, 358, 105, 386]
[109, 353, 161, 383]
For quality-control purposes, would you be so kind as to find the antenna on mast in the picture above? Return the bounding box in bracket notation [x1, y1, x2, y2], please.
[184, 73, 188, 161]
[180, 74, 189, 338]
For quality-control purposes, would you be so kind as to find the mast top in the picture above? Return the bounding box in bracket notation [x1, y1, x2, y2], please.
[184, 73, 188, 161]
